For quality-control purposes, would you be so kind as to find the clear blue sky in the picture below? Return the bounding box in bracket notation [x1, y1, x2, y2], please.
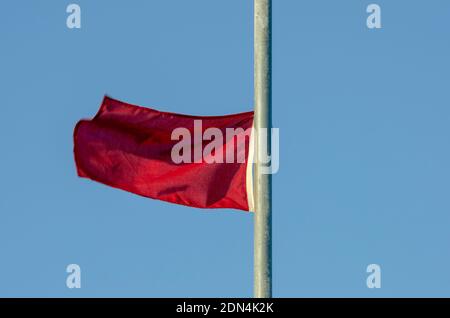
[1, 0, 450, 297]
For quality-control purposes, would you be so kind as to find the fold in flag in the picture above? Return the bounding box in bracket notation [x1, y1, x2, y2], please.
[74, 96, 254, 211]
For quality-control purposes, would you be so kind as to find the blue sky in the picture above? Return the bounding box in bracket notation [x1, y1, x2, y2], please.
[1, 0, 450, 297]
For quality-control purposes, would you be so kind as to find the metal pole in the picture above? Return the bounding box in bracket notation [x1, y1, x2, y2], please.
[253, 0, 272, 298]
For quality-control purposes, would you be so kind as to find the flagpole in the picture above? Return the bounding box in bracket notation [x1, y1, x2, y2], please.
[253, 0, 272, 298]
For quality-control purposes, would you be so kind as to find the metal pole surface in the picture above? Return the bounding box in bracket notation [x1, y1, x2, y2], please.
[253, 0, 272, 298]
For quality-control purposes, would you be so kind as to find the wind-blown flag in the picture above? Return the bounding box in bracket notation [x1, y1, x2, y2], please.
[74, 96, 254, 211]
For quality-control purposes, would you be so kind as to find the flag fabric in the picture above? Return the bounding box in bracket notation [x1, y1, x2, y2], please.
[74, 96, 254, 211]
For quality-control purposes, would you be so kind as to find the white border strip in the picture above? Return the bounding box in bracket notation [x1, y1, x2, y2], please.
[246, 126, 255, 212]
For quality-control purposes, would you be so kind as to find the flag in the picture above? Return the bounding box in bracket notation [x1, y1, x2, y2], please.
[74, 96, 254, 211]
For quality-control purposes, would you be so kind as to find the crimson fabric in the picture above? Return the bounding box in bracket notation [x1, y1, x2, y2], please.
[74, 96, 254, 211]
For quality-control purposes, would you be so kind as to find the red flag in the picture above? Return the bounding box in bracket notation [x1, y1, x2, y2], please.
[74, 96, 254, 211]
